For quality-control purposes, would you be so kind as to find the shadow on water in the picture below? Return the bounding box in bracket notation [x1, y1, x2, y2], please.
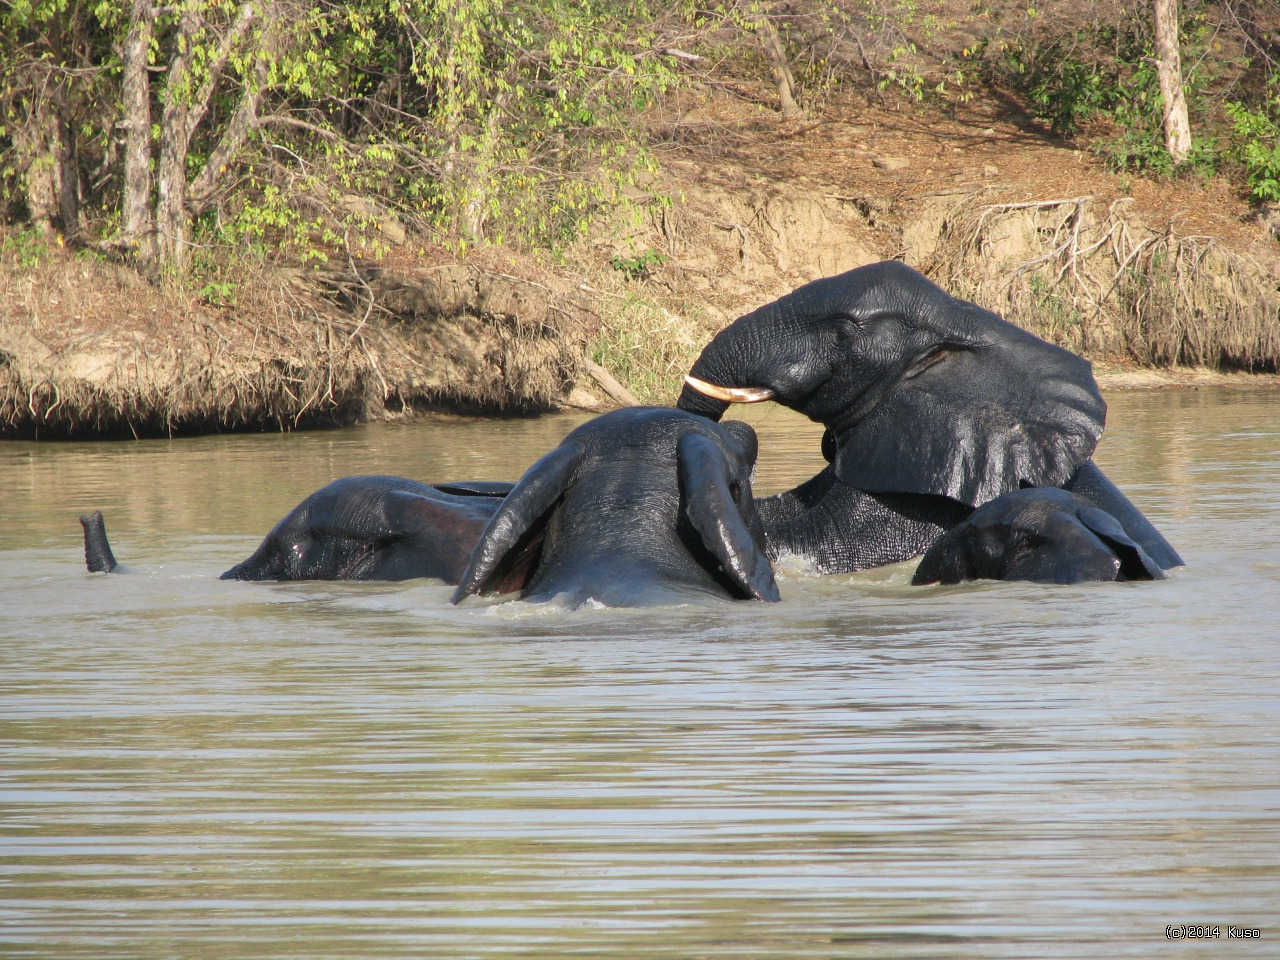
[2, 389, 1278, 959]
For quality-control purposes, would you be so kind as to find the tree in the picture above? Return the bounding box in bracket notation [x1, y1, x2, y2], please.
[118, 0, 287, 273]
[752, 6, 801, 118]
[118, 0, 154, 258]
[1, 0, 682, 272]
[0, 0, 108, 237]
[1153, 0, 1192, 163]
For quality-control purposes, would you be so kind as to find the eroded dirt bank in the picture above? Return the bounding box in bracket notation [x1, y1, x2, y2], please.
[3, 96, 1278, 439]
[0, 254, 605, 438]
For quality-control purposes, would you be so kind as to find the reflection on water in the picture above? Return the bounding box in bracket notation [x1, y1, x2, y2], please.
[2, 390, 1278, 959]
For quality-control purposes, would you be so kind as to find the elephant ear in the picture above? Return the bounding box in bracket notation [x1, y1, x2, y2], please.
[677, 432, 780, 602]
[1076, 505, 1166, 581]
[833, 319, 1106, 507]
[450, 442, 585, 603]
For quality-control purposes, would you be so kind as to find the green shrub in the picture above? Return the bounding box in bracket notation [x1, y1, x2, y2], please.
[0, 225, 48, 267]
[609, 247, 668, 281]
[978, 32, 1115, 135]
[980, 8, 1224, 180]
[1226, 84, 1280, 203]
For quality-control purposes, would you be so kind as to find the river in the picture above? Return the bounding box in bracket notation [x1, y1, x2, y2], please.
[2, 388, 1278, 958]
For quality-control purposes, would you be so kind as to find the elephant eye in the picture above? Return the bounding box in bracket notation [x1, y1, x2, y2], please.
[834, 315, 861, 339]
[1013, 530, 1053, 556]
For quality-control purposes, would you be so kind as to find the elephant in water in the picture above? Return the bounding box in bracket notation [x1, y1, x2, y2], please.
[911, 487, 1167, 585]
[220, 477, 511, 583]
[81, 479, 512, 582]
[451, 407, 778, 608]
[79, 409, 777, 607]
[677, 260, 1181, 580]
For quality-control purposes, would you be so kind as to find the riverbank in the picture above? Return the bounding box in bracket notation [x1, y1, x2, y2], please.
[1093, 364, 1280, 391]
[3, 91, 1278, 439]
[0, 247, 611, 438]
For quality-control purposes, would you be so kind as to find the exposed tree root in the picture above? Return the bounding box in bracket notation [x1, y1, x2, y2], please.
[926, 194, 1280, 371]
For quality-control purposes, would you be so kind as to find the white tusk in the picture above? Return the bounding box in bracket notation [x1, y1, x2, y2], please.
[683, 375, 776, 404]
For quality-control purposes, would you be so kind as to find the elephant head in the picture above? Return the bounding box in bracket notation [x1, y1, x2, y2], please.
[450, 407, 779, 608]
[221, 476, 507, 583]
[678, 261, 1106, 508]
[911, 487, 1167, 584]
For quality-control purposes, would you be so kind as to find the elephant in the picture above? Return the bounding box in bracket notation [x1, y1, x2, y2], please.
[911, 487, 1167, 584]
[220, 476, 512, 583]
[450, 406, 779, 608]
[80, 479, 512, 582]
[676, 260, 1182, 576]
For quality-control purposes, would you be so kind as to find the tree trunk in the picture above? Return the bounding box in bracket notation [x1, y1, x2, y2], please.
[188, 57, 269, 216]
[188, 4, 275, 217]
[1153, 0, 1192, 164]
[151, 1, 261, 274]
[153, 10, 202, 274]
[18, 89, 59, 234]
[754, 11, 801, 118]
[120, 0, 155, 262]
[154, 128, 191, 273]
[52, 92, 80, 238]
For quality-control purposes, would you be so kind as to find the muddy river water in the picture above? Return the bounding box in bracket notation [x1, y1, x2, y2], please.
[2, 388, 1278, 958]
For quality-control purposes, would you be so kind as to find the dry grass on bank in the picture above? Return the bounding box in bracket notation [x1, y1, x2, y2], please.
[0, 256, 367, 438]
[926, 195, 1280, 373]
[0, 245, 597, 438]
[585, 282, 718, 406]
[305, 259, 598, 412]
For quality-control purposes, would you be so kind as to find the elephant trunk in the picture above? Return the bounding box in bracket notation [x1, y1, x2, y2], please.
[80, 511, 118, 573]
[677, 319, 768, 420]
[677, 372, 730, 421]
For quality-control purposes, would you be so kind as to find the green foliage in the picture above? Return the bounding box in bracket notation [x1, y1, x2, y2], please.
[197, 279, 237, 305]
[1093, 55, 1217, 180]
[879, 42, 928, 101]
[0, 0, 114, 215]
[0, 224, 48, 266]
[858, 0, 964, 102]
[1226, 83, 1280, 203]
[343, 0, 679, 252]
[609, 247, 667, 280]
[976, 32, 1112, 135]
[981, 10, 1225, 179]
[2, 0, 1274, 278]
[1102, 64, 1169, 166]
[2, 0, 685, 266]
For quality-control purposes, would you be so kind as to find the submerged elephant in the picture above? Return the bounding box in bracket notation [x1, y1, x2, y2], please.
[221, 476, 512, 583]
[911, 487, 1167, 585]
[677, 260, 1182, 575]
[451, 406, 778, 608]
[81, 479, 512, 582]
